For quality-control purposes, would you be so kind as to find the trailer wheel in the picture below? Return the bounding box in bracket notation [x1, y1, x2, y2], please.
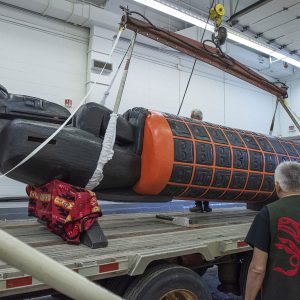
[239, 251, 262, 299]
[123, 264, 212, 300]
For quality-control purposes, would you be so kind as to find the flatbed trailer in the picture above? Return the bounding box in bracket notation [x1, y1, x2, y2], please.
[0, 207, 256, 299]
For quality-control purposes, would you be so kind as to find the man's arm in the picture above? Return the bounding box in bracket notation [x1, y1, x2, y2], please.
[245, 247, 268, 300]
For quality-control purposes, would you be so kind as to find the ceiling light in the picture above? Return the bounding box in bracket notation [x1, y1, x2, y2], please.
[133, 0, 300, 69]
[133, 0, 214, 31]
[283, 57, 300, 69]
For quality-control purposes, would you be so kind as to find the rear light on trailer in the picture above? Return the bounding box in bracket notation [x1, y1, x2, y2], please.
[99, 262, 119, 273]
[6, 276, 32, 288]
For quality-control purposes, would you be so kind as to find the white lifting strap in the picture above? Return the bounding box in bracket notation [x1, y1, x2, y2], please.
[85, 113, 118, 190]
[85, 32, 137, 190]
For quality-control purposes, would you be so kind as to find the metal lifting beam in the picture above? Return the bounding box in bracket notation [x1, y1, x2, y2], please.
[121, 15, 287, 99]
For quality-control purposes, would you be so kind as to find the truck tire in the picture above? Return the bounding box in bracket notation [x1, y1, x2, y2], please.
[239, 251, 262, 299]
[123, 264, 212, 300]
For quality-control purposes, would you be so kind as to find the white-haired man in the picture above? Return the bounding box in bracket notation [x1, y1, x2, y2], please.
[245, 161, 300, 300]
[189, 109, 212, 213]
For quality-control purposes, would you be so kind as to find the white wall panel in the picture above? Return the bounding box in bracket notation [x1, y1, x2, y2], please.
[124, 59, 180, 113]
[225, 79, 276, 133]
[0, 17, 88, 108]
[177, 69, 225, 124]
[88, 36, 181, 113]
[105, 57, 180, 114]
[0, 177, 26, 198]
[0, 10, 89, 198]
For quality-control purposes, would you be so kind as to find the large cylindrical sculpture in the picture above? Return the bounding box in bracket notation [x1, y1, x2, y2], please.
[134, 111, 300, 204]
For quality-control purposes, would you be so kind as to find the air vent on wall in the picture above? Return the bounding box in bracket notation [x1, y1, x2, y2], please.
[92, 60, 113, 74]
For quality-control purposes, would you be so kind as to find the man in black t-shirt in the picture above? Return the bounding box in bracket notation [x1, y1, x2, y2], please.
[245, 161, 300, 300]
[189, 109, 212, 213]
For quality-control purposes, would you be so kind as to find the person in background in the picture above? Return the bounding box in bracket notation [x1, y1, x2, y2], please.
[189, 109, 212, 213]
[245, 161, 300, 300]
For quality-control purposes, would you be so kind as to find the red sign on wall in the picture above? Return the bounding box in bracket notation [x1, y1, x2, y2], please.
[65, 99, 72, 108]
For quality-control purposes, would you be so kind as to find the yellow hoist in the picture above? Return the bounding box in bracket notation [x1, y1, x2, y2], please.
[209, 3, 225, 27]
[209, 3, 227, 46]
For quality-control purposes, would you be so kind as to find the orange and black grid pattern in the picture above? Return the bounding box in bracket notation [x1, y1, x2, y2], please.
[159, 112, 300, 203]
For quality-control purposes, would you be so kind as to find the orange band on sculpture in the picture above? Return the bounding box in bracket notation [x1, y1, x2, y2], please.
[134, 111, 174, 195]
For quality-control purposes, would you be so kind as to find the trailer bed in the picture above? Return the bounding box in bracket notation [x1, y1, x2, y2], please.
[0, 207, 255, 297]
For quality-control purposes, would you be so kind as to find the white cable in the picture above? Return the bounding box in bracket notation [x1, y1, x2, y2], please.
[0, 28, 123, 179]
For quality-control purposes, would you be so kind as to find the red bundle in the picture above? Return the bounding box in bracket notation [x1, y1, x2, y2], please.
[27, 179, 101, 244]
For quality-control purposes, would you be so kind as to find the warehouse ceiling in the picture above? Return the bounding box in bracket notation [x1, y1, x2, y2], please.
[228, 0, 300, 57]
